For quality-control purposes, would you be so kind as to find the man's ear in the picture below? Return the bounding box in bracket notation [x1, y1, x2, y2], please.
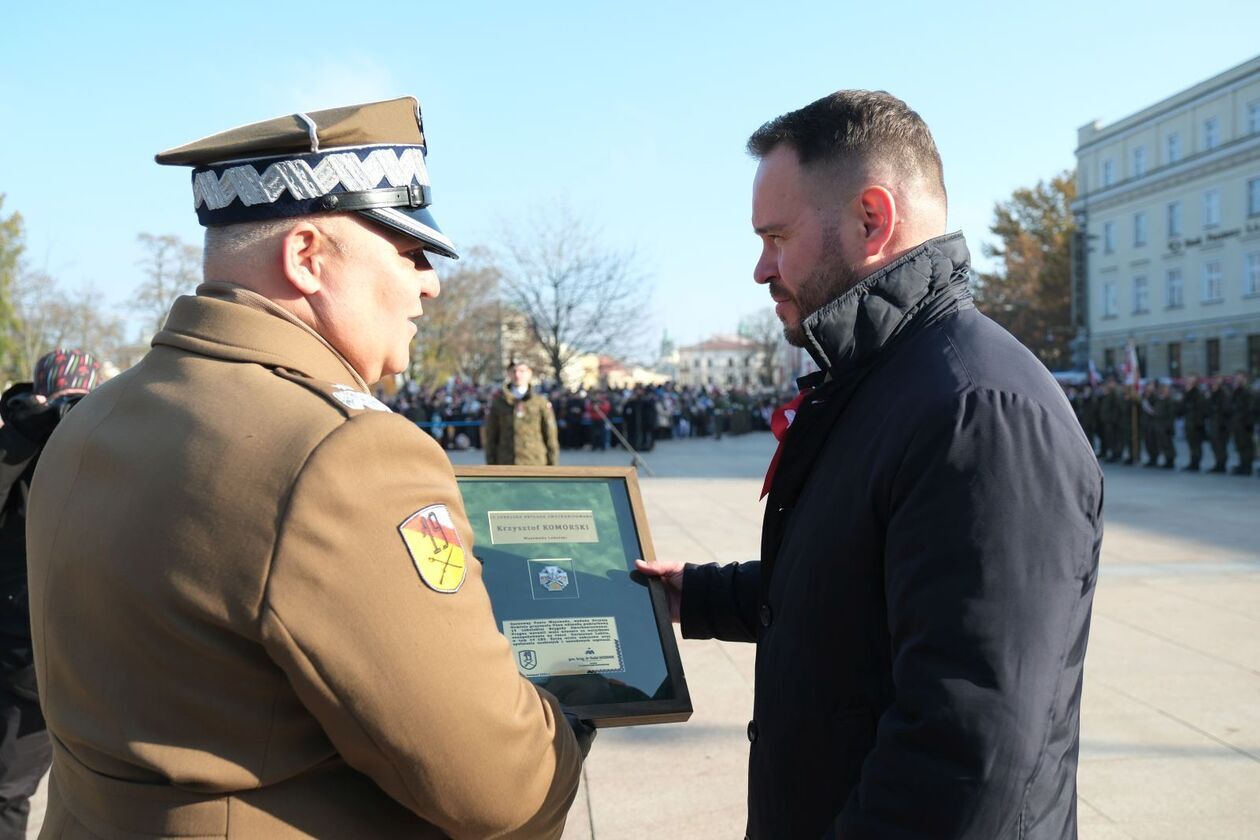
[280, 221, 331, 295]
[855, 185, 897, 259]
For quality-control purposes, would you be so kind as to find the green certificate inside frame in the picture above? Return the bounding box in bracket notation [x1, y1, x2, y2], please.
[455, 466, 692, 727]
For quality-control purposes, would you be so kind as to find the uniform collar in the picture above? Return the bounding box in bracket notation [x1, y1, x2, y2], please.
[152, 282, 371, 391]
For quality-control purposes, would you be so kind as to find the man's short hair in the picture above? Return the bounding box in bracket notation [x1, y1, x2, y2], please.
[203, 214, 344, 268]
[747, 90, 946, 205]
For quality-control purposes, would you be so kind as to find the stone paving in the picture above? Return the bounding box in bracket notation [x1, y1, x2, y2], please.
[24, 432, 1260, 838]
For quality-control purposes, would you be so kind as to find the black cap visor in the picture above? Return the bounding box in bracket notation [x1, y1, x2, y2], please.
[358, 206, 459, 260]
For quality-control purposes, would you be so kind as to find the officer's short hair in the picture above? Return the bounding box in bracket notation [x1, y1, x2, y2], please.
[747, 90, 946, 205]
[204, 215, 344, 267]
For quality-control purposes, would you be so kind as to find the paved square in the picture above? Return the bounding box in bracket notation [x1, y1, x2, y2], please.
[455, 433, 1260, 839]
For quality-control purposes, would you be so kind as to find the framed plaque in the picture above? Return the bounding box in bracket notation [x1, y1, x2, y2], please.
[454, 466, 691, 727]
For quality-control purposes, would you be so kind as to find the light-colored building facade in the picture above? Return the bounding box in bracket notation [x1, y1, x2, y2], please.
[677, 335, 764, 388]
[1073, 54, 1260, 379]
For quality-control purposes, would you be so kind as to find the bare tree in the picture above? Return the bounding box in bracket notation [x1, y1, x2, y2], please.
[0, 195, 26, 379]
[498, 208, 649, 383]
[739, 308, 783, 387]
[133, 233, 201, 338]
[408, 248, 504, 388]
[10, 267, 127, 376]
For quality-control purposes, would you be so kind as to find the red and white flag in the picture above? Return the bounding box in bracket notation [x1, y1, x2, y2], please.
[1121, 342, 1141, 389]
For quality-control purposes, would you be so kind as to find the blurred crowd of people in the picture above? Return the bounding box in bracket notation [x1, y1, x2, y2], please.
[1064, 373, 1258, 475]
[382, 379, 795, 453]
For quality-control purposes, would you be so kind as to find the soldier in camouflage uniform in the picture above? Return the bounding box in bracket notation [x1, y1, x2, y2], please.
[1230, 372, 1255, 476]
[1207, 376, 1231, 473]
[1179, 376, 1207, 471]
[483, 360, 560, 466]
[1119, 384, 1140, 465]
[1099, 380, 1120, 462]
[1154, 381, 1176, 468]
[1140, 382, 1159, 467]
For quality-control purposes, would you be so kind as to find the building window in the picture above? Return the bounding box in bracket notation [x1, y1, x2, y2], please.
[1250, 101, 1260, 135]
[1104, 348, 1116, 372]
[1248, 334, 1260, 378]
[1249, 177, 1260, 217]
[1203, 260, 1223, 302]
[1102, 159, 1115, 187]
[1103, 221, 1115, 254]
[1131, 146, 1146, 177]
[1168, 343, 1182, 378]
[1203, 117, 1219, 151]
[1103, 281, 1118, 317]
[1203, 189, 1221, 228]
[1166, 133, 1181, 163]
[1133, 212, 1147, 247]
[1166, 268, 1184, 308]
[1206, 338, 1221, 375]
[1167, 201, 1182, 237]
[1247, 252, 1260, 296]
[1133, 276, 1149, 313]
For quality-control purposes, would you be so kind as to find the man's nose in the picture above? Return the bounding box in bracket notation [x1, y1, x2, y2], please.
[420, 268, 440, 299]
[753, 247, 776, 285]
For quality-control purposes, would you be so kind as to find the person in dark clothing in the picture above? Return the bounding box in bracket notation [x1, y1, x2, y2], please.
[1207, 376, 1231, 472]
[639, 90, 1101, 839]
[1154, 381, 1176, 468]
[1229, 372, 1255, 475]
[638, 390, 658, 451]
[1180, 376, 1207, 470]
[1140, 382, 1160, 467]
[0, 348, 101, 839]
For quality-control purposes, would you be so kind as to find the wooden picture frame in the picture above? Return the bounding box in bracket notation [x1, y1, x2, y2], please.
[454, 465, 692, 727]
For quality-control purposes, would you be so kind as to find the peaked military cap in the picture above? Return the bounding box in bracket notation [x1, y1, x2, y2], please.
[157, 96, 458, 259]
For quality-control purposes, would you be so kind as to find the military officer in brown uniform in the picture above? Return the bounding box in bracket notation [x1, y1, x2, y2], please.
[26, 98, 588, 839]
[483, 361, 559, 466]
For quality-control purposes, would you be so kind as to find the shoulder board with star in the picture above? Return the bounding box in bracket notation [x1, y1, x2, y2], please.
[272, 368, 393, 417]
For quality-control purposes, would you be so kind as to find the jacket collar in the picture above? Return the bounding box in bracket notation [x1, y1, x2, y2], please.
[798, 231, 974, 385]
[152, 282, 371, 391]
[501, 383, 534, 404]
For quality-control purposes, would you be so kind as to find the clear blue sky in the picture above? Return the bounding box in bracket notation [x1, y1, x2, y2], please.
[3, 1, 1258, 354]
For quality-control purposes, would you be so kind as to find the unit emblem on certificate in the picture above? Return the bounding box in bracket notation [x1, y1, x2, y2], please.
[529, 558, 579, 600]
[539, 565, 569, 592]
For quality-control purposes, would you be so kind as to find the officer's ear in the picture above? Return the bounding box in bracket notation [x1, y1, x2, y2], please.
[281, 221, 336, 296]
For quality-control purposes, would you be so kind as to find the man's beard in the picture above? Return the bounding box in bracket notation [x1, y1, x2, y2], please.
[776, 240, 864, 348]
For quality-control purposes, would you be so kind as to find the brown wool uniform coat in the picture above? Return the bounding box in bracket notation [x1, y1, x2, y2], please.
[26, 284, 582, 839]
[481, 387, 558, 466]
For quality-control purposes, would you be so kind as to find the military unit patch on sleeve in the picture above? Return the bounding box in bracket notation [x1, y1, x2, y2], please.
[399, 504, 467, 593]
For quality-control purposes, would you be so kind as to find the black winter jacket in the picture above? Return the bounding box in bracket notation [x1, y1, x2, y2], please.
[682, 233, 1103, 839]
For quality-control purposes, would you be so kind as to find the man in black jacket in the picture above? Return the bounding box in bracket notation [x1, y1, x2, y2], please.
[639, 91, 1102, 839]
[0, 349, 101, 839]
